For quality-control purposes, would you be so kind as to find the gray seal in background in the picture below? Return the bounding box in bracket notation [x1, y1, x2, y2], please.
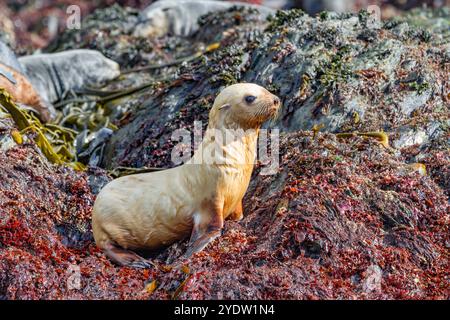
[0, 40, 56, 122]
[134, 0, 275, 38]
[0, 40, 24, 73]
[19, 49, 121, 103]
[301, 0, 352, 15]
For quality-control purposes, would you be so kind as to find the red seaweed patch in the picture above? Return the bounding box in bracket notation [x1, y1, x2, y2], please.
[0, 131, 448, 299]
[149, 132, 448, 299]
[0, 143, 152, 299]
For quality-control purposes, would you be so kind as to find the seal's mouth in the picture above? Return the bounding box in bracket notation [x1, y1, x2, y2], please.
[269, 106, 281, 124]
[269, 95, 281, 118]
[251, 103, 279, 127]
[269, 105, 280, 116]
[267, 98, 281, 121]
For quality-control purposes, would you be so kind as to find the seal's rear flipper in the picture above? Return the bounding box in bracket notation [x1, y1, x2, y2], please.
[103, 241, 155, 269]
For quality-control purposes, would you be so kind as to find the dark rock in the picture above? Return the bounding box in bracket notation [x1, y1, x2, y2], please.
[96, 8, 448, 181]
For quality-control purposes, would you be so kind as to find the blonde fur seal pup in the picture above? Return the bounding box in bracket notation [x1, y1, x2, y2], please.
[92, 83, 280, 267]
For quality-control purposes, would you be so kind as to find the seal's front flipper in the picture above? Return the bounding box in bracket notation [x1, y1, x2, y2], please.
[184, 206, 224, 259]
[103, 241, 155, 269]
[184, 229, 222, 259]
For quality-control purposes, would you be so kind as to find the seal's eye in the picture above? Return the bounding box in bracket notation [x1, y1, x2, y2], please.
[245, 95, 256, 104]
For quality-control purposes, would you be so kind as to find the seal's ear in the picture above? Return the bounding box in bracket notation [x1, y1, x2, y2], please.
[218, 103, 231, 111]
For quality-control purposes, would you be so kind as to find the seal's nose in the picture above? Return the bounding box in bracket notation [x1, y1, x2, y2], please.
[273, 96, 280, 106]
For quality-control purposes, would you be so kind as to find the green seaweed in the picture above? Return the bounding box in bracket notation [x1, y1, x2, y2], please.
[0, 88, 81, 168]
[266, 9, 305, 33]
[408, 81, 430, 94]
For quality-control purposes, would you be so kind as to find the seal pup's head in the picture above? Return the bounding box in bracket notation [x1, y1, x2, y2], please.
[209, 83, 280, 130]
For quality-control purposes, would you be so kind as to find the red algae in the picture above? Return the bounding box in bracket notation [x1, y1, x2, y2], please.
[0, 131, 448, 299]
[0, 2, 448, 301]
[149, 132, 449, 300]
[0, 141, 152, 299]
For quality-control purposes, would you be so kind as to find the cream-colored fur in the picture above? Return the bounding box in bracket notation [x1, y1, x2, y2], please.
[92, 83, 280, 258]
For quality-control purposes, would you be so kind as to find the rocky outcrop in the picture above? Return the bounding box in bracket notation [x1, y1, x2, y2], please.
[0, 125, 447, 299]
[0, 4, 448, 299]
[149, 131, 449, 299]
[97, 8, 448, 186]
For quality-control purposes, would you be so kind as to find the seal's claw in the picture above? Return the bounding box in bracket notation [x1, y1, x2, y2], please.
[129, 260, 154, 269]
[102, 241, 156, 269]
